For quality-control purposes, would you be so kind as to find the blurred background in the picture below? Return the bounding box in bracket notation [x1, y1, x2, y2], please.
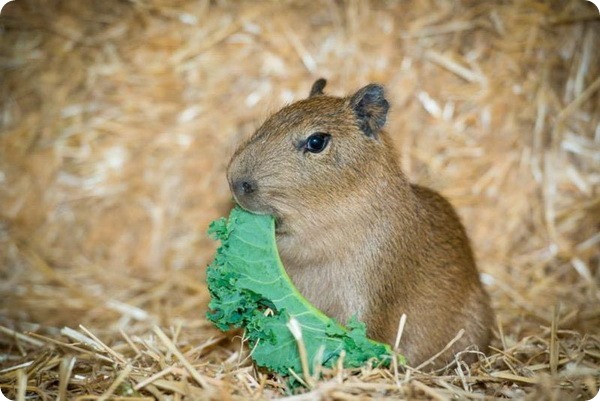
[0, 0, 599, 398]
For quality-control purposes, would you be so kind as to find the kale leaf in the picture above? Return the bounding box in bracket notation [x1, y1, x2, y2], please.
[206, 206, 397, 376]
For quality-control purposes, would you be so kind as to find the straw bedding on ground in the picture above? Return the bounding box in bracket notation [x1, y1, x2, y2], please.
[0, 0, 599, 399]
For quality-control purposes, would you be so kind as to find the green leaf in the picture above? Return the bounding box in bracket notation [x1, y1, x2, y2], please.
[206, 206, 398, 376]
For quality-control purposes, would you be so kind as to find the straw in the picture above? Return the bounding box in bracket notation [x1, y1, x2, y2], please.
[1, 0, 598, 399]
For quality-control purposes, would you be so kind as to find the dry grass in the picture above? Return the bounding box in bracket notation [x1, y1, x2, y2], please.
[1, 0, 599, 399]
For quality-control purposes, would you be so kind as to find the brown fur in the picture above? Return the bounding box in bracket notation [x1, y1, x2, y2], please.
[226, 80, 494, 368]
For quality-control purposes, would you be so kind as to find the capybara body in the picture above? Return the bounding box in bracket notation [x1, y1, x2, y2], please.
[227, 79, 493, 367]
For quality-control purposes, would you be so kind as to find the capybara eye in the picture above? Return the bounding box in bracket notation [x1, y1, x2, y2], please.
[305, 133, 331, 153]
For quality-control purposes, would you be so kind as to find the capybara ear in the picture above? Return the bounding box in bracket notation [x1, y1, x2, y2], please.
[349, 84, 389, 138]
[308, 78, 327, 98]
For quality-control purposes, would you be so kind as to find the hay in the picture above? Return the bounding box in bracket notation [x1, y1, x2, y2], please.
[0, 0, 599, 399]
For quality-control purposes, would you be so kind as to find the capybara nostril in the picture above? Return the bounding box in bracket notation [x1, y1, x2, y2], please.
[241, 181, 254, 194]
[232, 179, 256, 197]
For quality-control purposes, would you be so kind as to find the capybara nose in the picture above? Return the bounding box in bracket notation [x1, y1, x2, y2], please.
[232, 178, 256, 197]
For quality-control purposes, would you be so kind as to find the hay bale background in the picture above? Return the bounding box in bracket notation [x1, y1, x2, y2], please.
[0, 0, 598, 399]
